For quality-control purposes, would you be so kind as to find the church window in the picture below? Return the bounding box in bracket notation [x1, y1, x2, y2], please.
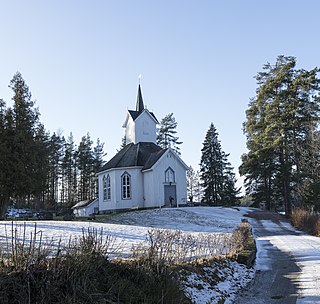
[121, 172, 131, 199]
[103, 175, 111, 201]
[165, 167, 175, 183]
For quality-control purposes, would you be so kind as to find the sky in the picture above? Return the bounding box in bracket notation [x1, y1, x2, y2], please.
[1, 0, 320, 190]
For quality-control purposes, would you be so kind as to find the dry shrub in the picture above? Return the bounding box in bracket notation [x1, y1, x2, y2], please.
[291, 208, 320, 236]
[131, 226, 250, 275]
[230, 221, 251, 254]
[291, 208, 309, 228]
[0, 223, 189, 304]
[315, 220, 320, 237]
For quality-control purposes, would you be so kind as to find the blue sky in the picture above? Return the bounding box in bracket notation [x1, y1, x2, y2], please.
[1, 1, 320, 190]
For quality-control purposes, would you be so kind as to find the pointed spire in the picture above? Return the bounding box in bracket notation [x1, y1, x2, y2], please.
[136, 84, 144, 112]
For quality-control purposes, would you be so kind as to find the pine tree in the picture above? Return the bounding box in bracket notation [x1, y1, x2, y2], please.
[296, 128, 320, 211]
[61, 133, 78, 206]
[91, 138, 105, 198]
[32, 124, 50, 209]
[241, 56, 320, 214]
[77, 133, 94, 201]
[200, 123, 238, 205]
[46, 133, 65, 209]
[157, 113, 182, 154]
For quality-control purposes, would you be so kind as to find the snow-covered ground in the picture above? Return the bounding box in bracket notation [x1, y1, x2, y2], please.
[4, 207, 320, 303]
[0, 206, 254, 303]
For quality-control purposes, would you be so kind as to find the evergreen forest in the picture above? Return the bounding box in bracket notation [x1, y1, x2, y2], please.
[0, 72, 105, 215]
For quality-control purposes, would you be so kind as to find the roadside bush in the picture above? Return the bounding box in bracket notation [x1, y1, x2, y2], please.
[131, 229, 234, 275]
[291, 208, 320, 236]
[230, 221, 251, 254]
[230, 221, 256, 266]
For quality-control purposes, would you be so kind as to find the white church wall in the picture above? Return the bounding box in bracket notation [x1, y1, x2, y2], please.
[98, 168, 144, 211]
[143, 170, 163, 208]
[134, 111, 157, 144]
[143, 150, 188, 208]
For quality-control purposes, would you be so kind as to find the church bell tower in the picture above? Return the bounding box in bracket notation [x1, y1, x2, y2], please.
[123, 85, 158, 145]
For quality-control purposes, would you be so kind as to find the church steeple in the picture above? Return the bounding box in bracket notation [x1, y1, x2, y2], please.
[123, 83, 158, 145]
[136, 84, 144, 112]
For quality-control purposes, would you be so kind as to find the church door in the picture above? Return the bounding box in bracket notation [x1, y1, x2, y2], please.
[164, 185, 177, 207]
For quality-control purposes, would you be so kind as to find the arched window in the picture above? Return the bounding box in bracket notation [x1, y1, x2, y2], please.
[121, 172, 131, 199]
[103, 175, 111, 201]
[165, 167, 175, 183]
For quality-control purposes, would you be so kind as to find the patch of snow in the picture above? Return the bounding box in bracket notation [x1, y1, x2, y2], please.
[181, 260, 254, 304]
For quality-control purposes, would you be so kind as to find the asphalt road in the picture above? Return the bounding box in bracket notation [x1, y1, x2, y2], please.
[236, 211, 302, 304]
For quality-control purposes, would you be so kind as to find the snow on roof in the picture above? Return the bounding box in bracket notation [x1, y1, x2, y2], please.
[72, 198, 98, 209]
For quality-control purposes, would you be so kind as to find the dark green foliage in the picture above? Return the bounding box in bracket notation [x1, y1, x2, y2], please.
[2, 72, 46, 210]
[119, 133, 127, 151]
[60, 133, 78, 206]
[0, 72, 106, 213]
[0, 99, 11, 215]
[45, 133, 65, 209]
[77, 133, 94, 201]
[200, 123, 239, 205]
[240, 56, 320, 214]
[157, 112, 182, 155]
[76, 134, 104, 202]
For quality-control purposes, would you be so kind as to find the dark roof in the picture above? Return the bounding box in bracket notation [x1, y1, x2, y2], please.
[128, 110, 159, 123]
[127, 84, 158, 123]
[98, 142, 167, 172]
[136, 84, 144, 112]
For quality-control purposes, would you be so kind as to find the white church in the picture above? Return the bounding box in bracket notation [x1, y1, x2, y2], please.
[73, 85, 188, 216]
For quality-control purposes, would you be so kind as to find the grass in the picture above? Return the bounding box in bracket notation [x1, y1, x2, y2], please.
[0, 221, 254, 303]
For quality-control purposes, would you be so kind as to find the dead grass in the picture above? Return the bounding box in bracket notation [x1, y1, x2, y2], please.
[291, 208, 320, 236]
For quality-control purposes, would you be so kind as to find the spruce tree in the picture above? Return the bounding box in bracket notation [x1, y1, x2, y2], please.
[0, 99, 11, 215]
[200, 123, 238, 205]
[119, 134, 127, 151]
[10, 72, 42, 206]
[157, 113, 182, 155]
[221, 152, 240, 205]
